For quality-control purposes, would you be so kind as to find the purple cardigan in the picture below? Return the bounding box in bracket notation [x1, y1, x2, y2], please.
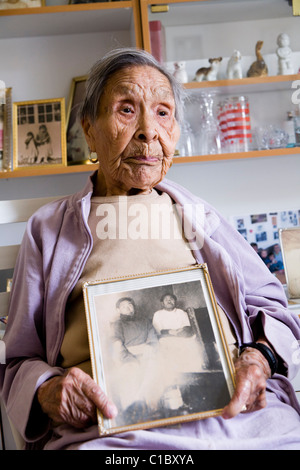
[1, 173, 300, 447]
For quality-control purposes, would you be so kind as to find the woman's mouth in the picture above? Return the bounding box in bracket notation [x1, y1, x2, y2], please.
[124, 155, 161, 163]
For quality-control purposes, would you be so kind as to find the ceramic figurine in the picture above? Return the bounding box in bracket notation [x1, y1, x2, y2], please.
[247, 40, 268, 77]
[276, 33, 294, 75]
[194, 57, 222, 82]
[226, 50, 243, 79]
[173, 61, 189, 83]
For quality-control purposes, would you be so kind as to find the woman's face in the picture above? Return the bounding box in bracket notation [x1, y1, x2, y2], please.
[83, 65, 180, 196]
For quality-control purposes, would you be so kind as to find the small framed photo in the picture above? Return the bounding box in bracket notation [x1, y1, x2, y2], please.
[83, 264, 235, 436]
[66, 75, 90, 165]
[0, 0, 45, 9]
[1, 88, 12, 172]
[13, 98, 67, 170]
[279, 227, 300, 299]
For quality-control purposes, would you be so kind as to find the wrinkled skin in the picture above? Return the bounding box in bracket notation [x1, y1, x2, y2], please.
[82, 65, 180, 197]
[37, 346, 271, 427]
[222, 344, 271, 419]
[37, 65, 274, 428]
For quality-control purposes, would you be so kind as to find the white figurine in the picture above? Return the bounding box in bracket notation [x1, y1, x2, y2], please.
[194, 57, 222, 82]
[173, 61, 188, 83]
[226, 50, 243, 79]
[276, 33, 294, 75]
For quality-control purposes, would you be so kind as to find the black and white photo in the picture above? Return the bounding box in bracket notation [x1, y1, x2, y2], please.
[83, 264, 235, 436]
[13, 98, 66, 170]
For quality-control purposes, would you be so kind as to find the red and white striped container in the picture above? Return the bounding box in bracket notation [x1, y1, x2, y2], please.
[222, 96, 252, 152]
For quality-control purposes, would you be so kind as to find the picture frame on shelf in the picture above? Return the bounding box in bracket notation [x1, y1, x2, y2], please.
[66, 75, 90, 166]
[83, 264, 235, 437]
[1, 88, 12, 172]
[13, 98, 67, 171]
[279, 227, 300, 299]
[0, 0, 45, 10]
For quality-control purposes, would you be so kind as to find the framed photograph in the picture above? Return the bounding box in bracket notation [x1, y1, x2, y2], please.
[0, 0, 45, 9]
[13, 98, 67, 170]
[83, 264, 235, 436]
[279, 227, 300, 299]
[66, 75, 90, 165]
[1, 88, 12, 172]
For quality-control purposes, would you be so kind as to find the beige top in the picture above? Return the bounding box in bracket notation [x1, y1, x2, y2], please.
[60, 190, 196, 374]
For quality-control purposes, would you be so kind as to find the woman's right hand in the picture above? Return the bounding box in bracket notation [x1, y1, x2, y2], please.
[37, 367, 118, 428]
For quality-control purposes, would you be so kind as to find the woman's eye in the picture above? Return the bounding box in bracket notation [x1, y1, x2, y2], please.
[158, 109, 169, 117]
[122, 107, 133, 114]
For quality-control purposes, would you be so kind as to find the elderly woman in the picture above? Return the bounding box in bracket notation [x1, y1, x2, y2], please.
[1, 48, 300, 450]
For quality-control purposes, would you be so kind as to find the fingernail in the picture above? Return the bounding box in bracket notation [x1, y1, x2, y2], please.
[107, 403, 118, 418]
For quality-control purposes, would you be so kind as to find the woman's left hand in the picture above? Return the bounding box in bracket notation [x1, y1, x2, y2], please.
[221, 345, 271, 419]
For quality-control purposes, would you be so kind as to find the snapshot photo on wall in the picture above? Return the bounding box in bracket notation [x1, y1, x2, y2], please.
[230, 209, 300, 283]
[13, 98, 67, 170]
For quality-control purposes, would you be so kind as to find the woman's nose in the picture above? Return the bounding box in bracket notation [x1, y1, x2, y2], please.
[134, 112, 158, 142]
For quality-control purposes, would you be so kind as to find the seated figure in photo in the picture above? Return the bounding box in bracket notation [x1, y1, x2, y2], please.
[1, 48, 300, 450]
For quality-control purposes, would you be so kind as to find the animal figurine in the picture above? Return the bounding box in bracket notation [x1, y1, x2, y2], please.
[247, 40, 268, 77]
[276, 33, 294, 75]
[226, 50, 243, 79]
[173, 61, 188, 83]
[195, 57, 222, 82]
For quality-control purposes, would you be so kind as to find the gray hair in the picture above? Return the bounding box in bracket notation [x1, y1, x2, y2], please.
[79, 48, 185, 124]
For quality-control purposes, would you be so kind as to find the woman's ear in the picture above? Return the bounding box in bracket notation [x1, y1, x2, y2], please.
[81, 117, 95, 151]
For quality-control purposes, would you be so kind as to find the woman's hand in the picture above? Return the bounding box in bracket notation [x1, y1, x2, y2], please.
[222, 345, 272, 419]
[37, 367, 118, 428]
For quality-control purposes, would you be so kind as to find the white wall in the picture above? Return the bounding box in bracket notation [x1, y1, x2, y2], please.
[168, 153, 300, 218]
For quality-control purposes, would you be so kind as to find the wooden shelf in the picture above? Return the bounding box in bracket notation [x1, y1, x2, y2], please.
[0, 163, 98, 179]
[0, 2, 138, 39]
[184, 74, 300, 94]
[1, 147, 299, 178]
[173, 147, 300, 163]
[0, 1, 133, 16]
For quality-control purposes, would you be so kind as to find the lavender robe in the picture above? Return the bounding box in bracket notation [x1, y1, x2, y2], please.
[1, 173, 300, 450]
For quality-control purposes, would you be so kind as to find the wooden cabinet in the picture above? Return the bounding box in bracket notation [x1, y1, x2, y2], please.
[140, 0, 300, 162]
[0, 0, 142, 178]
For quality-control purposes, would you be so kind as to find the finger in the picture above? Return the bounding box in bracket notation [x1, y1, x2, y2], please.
[222, 377, 252, 419]
[81, 375, 118, 419]
[247, 389, 267, 412]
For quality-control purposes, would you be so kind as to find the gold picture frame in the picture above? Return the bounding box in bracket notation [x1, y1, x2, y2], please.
[279, 227, 300, 299]
[83, 264, 235, 437]
[1, 88, 12, 172]
[13, 98, 67, 170]
[66, 75, 90, 165]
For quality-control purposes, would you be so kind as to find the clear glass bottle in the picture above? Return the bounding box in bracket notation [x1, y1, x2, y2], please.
[196, 92, 222, 156]
[282, 111, 296, 147]
[175, 120, 196, 157]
